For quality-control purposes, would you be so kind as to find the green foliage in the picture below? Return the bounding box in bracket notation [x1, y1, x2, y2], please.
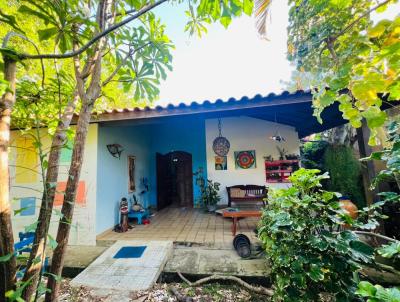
[363, 120, 400, 194]
[300, 140, 329, 171]
[324, 145, 366, 208]
[287, 0, 400, 145]
[356, 281, 400, 302]
[258, 168, 375, 301]
[199, 179, 221, 207]
[378, 241, 400, 259]
[301, 141, 365, 208]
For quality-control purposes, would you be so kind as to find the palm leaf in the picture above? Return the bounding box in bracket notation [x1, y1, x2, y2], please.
[254, 0, 272, 38]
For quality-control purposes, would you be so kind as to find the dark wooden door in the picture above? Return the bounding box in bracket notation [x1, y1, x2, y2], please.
[156, 151, 193, 210]
[156, 153, 170, 210]
[174, 151, 193, 207]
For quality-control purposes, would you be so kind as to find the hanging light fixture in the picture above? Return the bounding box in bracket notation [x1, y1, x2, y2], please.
[213, 118, 230, 156]
[107, 143, 124, 159]
[269, 112, 286, 142]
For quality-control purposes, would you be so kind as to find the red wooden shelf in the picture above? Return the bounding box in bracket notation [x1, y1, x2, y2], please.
[266, 169, 293, 173]
[265, 159, 299, 183]
[265, 179, 291, 183]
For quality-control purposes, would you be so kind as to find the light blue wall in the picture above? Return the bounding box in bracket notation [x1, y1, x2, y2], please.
[96, 125, 152, 234]
[148, 116, 207, 207]
[96, 116, 208, 234]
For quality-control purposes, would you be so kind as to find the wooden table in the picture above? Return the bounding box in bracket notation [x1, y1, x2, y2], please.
[223, 210, 262, 236]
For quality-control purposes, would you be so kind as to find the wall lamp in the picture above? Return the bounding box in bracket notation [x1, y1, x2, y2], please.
[107, 144, 124, 159]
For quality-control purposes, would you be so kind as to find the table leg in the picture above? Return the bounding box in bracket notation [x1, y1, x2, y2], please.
[138, 215, 142, 225]
[232, 217, 237, 236]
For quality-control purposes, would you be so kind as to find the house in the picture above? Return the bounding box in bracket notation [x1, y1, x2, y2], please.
[9, 90, 353, 246]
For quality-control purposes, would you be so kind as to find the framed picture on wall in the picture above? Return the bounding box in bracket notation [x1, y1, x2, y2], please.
[215, 156, 227, 170]
[128, 156, 136, 192]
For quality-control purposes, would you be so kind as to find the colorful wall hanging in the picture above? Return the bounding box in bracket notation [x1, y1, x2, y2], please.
[234, 150, 256, 169]
[215, 156, 227, 170]
[213, 118, 230, 156]
[54, 181, 86, 206]
[20, 197, 36, 216]
[15, 136, 38, 183]
[128, 156, 136, 192]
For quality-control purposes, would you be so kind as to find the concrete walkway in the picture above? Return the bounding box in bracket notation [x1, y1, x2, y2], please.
[71, 240, 173, 291]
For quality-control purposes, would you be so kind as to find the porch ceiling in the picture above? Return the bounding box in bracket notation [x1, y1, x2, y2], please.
[88, 90, 396, 138]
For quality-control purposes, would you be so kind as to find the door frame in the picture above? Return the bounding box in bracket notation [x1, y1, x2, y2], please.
[156, 151, 193, 210]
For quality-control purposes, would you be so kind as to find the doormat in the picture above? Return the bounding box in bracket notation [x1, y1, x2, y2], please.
[113, 246, 147, 259]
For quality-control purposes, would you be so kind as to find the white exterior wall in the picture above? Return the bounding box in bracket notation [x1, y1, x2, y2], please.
[9, 124, 98, 246]
[205, 116, 300, 204]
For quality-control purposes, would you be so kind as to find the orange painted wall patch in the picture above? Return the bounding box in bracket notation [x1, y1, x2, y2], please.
[54, 181, 86, 206]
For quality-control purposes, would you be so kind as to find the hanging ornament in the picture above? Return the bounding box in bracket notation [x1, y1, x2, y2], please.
[269, 112, 286, 142]
[213, 118, 230, 156]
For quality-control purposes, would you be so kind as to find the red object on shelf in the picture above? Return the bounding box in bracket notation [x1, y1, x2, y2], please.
[265, 160, 299, 183]
[142, 219, 150, 225]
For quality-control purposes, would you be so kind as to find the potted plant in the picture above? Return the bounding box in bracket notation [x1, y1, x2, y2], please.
[264, 155, 274, 161]
[276, 146, 287, 160]
[285, 153, 299, 160]
[200, 179, 221, 212]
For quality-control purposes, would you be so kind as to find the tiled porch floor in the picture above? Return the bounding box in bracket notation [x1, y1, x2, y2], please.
[97, 207, 260, 247]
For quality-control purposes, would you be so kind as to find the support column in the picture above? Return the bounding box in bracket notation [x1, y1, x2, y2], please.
[356, 119, 377, 207]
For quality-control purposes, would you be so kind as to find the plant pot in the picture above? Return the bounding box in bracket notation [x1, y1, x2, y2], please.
[207, 204, 217, 212]
[339, 198, 358, 219]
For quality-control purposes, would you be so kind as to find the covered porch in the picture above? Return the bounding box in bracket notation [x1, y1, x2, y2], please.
[93, 90, 375, 243]
[96, 207, 259, 247]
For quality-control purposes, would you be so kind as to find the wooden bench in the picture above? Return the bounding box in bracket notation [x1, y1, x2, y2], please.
[223, 210, 262, 236]
[226, 185, 267, 207]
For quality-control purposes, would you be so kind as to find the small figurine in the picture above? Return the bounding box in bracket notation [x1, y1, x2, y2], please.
[120, 197, 129, 232]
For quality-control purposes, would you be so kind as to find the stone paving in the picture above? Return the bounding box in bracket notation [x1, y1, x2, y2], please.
[97, 207, 259, 248]
[71, 240, 173, 291]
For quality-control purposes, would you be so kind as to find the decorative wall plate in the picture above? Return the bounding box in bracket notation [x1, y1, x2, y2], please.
[213, 136, 230, 156]
[235, 150, 256, 169]
[213, 118, 230, 156]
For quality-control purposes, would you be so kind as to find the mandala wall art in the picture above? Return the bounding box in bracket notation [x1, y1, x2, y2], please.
[234, 150, 256, 169]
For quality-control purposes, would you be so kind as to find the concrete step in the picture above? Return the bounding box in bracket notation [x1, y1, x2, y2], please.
[70, 240, 173, 291]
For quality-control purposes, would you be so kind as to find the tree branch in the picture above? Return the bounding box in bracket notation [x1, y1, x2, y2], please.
[102, 41, 152, 87]
[177, 272, 274, 297]
[2, 32, 45, 87]
[18, 0, 168, 60]
[354, 230, 398, 243]
[332, 0, 392, 41]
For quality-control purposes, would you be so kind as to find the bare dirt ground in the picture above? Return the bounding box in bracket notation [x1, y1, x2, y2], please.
[57, 278, 267, 302]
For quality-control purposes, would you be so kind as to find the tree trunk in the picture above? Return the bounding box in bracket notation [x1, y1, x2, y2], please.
[0, 57, 17, 297]
[21, 91, 79, 301]
[45, 2, 107, 300]
[45, 99, 94, 301]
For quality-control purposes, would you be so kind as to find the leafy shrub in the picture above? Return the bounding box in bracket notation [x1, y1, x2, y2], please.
[258, 169, 374, 301]
[199, 179, 221, 207]
[324, 145, 366, 209]
[300, 140, 329, 171]
[356, 281, 400, 302]
[354, 120, 400, 302]
[301, 140, 365, 208]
